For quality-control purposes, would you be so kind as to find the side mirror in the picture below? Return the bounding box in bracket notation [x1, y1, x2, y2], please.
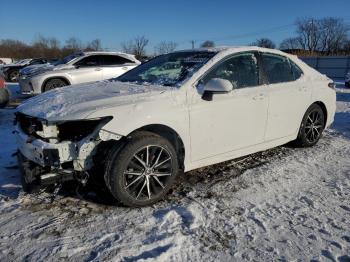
[203, 78, 233, 93]
[201, 78, 233, 101]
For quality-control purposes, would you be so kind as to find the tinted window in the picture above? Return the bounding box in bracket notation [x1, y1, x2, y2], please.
[101, 55, 134, 66]
[202, 53, 259, 89]
[261, 53, 294, 84]
[74, 55, 101, 67]
[289, 59, 303, 80]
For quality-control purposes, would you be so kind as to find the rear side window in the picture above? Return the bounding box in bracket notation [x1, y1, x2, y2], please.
[261, 53, 294, 84]
[202, 52, 259, 89]
[74, 55, 101, 67]
[101, 55, 134, 66]
[289, 59, 303, 80]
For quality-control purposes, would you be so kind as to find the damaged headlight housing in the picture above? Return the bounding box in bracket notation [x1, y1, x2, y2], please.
[56, 116, 113, 142]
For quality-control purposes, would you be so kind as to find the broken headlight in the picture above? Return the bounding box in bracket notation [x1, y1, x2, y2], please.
[57, 116, 112, 142]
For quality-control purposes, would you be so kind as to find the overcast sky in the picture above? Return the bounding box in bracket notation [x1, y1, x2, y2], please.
[1, 0, 349, 51]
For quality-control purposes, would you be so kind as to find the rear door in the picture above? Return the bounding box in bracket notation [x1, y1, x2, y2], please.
[261, 53, 311, 141]
[71, 55, 103, 83]
[100, 55, 136, 79]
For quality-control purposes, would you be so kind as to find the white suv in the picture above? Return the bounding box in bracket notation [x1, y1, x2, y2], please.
[19, 51, 140, 94]
[16, 47, 336, 207]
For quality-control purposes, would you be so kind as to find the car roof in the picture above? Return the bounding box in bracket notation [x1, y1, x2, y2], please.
[82, 51, 140, 63]
[174, 46, 294, 57]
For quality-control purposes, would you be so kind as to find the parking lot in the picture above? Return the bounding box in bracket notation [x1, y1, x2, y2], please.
[0, 81, 349, 261]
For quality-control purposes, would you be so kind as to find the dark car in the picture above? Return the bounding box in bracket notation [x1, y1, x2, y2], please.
[1, 58, 48, 82]
[0, 71, 9, 108]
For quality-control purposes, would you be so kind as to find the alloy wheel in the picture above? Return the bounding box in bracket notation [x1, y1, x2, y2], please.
[304, 110, 324, 143]
[123, 145, 173, 201]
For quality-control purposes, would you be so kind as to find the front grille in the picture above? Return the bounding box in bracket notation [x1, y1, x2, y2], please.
[16, 113, 43, 136]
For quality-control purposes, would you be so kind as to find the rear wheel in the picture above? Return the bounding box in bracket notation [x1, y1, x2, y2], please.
[43, 78, 68, 92]
[105, 132, 179, 207]
[295, 104, 325, 147]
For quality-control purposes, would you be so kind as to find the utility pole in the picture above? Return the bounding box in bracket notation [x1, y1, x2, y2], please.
[190, 40, 195, 49]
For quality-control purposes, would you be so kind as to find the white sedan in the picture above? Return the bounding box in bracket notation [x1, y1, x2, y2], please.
[16, 46, 336, 207]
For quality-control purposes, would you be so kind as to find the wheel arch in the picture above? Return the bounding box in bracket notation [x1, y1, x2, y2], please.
[128, 124, 186, 169]
[41, 76, 71, 92]
[313, 101, 328, 128]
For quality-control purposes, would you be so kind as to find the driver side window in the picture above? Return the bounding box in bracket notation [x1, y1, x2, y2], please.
[202, 53, 259, 89]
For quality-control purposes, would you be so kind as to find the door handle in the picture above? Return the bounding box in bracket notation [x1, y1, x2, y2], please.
[95, 68, 102, 71]
[252, 93, 265, 100]
[122, 67, 128, 70]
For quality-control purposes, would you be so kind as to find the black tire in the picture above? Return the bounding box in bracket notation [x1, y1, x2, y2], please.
[105, 131, 179, 207]
[295, 104, 325, 147]
[43, 78, 68, 92]
[0, 88, 9, 108]
[8, 70, 19, 82]
[17, 152, 39, 193]
[345, 81, 350, 87]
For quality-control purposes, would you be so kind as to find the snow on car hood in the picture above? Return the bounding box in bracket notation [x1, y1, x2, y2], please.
[17, 80, 172, 121]
[20, 64, 53, 76]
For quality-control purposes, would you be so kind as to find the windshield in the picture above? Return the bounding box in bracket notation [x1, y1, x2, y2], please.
[117, 51, 217, 86]
[15, 59, 31, 65]
[54, 52, 84, 66]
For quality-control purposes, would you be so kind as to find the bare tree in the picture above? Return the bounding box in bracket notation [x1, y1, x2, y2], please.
[319, 17, 349, 54]
[64, 37, 82, 51]
[121, 36, 149, 59]
[200, 40, 215, 48]
[251, 38, 276, 49]
[133, 36, 149, 58]
[121, 40, 134, 54]
[154, 41, 177, 55]
[295, 18, 322, 52]
[279, 37, 302, 50]
[86, 39, 102, 51]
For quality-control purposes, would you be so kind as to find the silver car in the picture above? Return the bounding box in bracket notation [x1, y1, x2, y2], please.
[19, 51, 140, 94]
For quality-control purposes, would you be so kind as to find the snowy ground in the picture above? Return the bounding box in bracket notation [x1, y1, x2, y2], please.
[0, 82, 349, 261]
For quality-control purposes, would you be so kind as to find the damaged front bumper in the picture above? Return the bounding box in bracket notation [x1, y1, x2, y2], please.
[15, 114, 118, 187]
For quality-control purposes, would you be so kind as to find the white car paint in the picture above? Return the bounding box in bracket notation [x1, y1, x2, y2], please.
[18, 52, 140, 94]
[16, 46, 336, 174]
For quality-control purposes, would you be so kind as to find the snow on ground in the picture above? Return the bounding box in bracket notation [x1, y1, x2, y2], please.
[0, 83, 349, 261]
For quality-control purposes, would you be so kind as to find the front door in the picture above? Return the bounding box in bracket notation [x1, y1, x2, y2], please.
[189, 52, 269, 161]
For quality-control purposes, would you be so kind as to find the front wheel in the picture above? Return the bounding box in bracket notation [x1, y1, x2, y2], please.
[43, 78, 68, 92]
[295, 104, 325, 147]
[105, 132, 179, 207]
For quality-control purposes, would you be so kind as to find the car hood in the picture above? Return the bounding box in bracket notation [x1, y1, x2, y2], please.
[17, 80, 173, 122]
[20, 64, 53, 76]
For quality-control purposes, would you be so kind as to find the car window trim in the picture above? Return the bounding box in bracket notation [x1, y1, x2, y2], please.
[100, 55, 135, 67]
[288, 58, 304, 80]
[73, 55, 102, 67]
[195, 51, 262, 89]
[260, 52, 298, 85]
